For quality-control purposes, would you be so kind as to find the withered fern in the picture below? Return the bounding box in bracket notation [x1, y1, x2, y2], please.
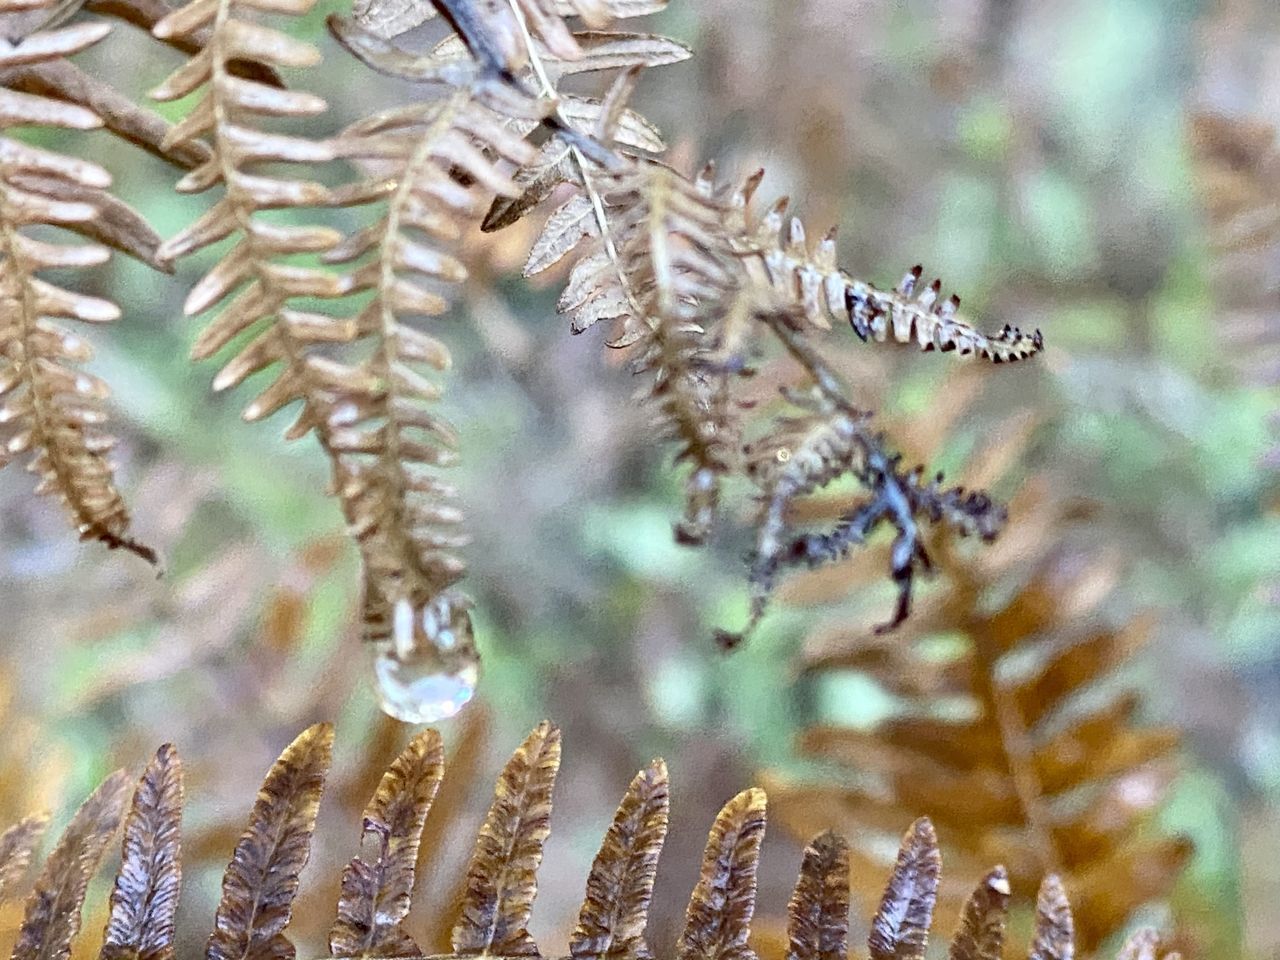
[0, 0, 190, 564]
[0, 723, 1181, 960]
[4, 0, 1047, 682]
[763, 418, 1190, 953]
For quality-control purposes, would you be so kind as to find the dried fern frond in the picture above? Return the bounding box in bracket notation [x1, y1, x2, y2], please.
[154, 0, 552, 667]
[10, 768, 131, 960]
[0, 723, 1182, 960]
[467, 13, 1040, 642]
[0, 0, 167, 563]
[765, 460, 1191, 952]
[329, 729, 442, 958]
[99, 744, 183, 960]
[207, 724, 332, 960]
[571, 759, 669, 960]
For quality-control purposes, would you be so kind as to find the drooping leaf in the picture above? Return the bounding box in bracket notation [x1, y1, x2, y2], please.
[11, 770, 132, 960]
[867, 818, 940, 960]
[784, 831, 849, 960]
[451, 721, 561, 957]
[329, 729, 446, 958]
[677, 788, 767, 960]
[100, 744, 184, 960]
[206, 724, 334, 960]
[570, 760, 670, 960]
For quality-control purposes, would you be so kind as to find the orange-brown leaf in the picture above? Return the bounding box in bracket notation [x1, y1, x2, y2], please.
[206, 724, 333, 960]
[1027, 876, 1073, 960]
[100, 744, 184, 960]
[451, 721, 561, 957]
[677, 788, 768, 960]
[329, 729, 445, 958]
[784, 831, 849, 960]
[867, 818, 940, 960]
[11, 770, 132, 960]
[570, 760, 670, 960]
[0, 814, 49, 905]
[947, 867, 1009, 960]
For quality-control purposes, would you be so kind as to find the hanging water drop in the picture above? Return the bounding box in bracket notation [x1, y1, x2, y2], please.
[370, 593, 479, 723]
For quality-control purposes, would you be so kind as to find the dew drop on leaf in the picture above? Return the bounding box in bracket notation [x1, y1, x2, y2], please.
[370, 594, 479, 723]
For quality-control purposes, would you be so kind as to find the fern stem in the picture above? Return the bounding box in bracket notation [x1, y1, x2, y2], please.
[503, 0, 647, 326]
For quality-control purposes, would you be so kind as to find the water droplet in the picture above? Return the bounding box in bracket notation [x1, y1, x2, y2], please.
[370, 594, 479, 724]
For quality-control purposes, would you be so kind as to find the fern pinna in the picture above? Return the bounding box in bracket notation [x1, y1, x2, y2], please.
[0, 722, 1181, 960]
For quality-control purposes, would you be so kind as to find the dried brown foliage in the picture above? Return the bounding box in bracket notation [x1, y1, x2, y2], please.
[1, 0, 1042, 657]
[763, 404, 1190, 953]
[0, 723, 1179, 960]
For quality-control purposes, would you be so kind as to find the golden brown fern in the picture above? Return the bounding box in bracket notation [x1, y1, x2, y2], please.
[151, 0, 554, 694]
[763, 457, 1191, 953]
[0, 723, 1182, 960]
[0, 0, 176, 563]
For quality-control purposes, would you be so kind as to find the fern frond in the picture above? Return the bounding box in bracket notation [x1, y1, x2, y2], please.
[729, 185, 1042, 361]
[571, 760, 669, 960]
[678, 788, 767, 960]
[0, 1, 162, 562]
[452, 720, 560, 957]
[3, 724, 1185, 960]
[99, 744, 183, 960]
[11, 769, 131, 960]
[868, 818, 940, 960]
[947, 868, 1009, 960]
[784, 832, 849, 960]
[206, 723, 332, 960]
[329, 729, 444, 958]
[323, 87, 540, 646]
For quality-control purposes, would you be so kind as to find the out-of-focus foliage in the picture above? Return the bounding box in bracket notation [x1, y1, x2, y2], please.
[0, 1, 1277, 959]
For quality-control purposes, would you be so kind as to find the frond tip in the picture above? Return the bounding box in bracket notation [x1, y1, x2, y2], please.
[1, 723, 1182, 960]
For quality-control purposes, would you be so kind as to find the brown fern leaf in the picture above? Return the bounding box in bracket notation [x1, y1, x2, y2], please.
[764, 418, 1188, 954]
[868, 818, 940, 960]
[0, 814, 49, 905]
[329, 729, 445, 958]
[784, 832, 848, 960]
[206, 723, 333, 960]
[947, 868, 1009, 960]
[729, 183, 1041, 363]
[571, 760, 670, 960]
[99, 744, 183, 960]
[0, 0, 161, 563]
[452, 720, 561, 957]
[11, 769, 131, 960]
[1027, 876, 1073, 960]
[678, 788, 767, 960]
[0, 723, 1189, 960]
[321, 88, 540, 652]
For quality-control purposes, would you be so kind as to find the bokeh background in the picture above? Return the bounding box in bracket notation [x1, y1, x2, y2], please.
[0, 0, 1278, 958]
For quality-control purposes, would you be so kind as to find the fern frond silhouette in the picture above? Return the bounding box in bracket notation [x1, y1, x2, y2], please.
[0, 723, 1182, 960]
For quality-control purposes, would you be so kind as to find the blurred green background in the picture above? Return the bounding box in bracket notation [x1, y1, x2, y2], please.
[0, 0, 1278, 958]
